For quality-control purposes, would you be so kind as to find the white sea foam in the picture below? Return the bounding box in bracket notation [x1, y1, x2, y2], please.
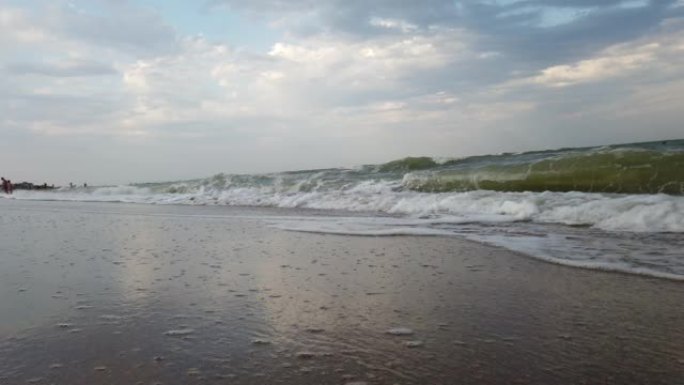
[164, 328, 195, 336]
[9, 179, 684, 280]
[404, 340, 424, 348]
[267, 214, 684, 280]
[386, 327, 414, 336]
[11, 184, 684, 233]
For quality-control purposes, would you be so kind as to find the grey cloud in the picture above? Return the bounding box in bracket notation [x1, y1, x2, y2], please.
[51, 1, 179, 56]
[210, 0, 682, 68]
[209, 0, 460, 37]
[0, 92, 129, 129]
[5, 60, 117, 77]
[463, 1, 683, 64]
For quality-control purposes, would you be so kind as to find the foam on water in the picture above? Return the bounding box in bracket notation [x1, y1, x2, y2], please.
[8, 184, 684, 280]
[164, 329, 195, 336]
[386, 327, 415, 336]
[268, 214, 684, 281]
[11, 186, 684, 233]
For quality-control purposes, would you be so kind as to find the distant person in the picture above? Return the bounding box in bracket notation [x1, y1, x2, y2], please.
[84, 183, 88, 188]
[69, 182, 74, 188]
[2, 178, 12, 195]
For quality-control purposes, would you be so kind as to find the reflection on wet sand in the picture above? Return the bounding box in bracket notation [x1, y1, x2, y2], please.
[0, 200, 682, 384]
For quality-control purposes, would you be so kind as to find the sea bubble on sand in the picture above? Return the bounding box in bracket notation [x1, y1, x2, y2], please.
[99, 315, 123, 321]
[164, 329, 195, 336]
[386, 327, 414, 336]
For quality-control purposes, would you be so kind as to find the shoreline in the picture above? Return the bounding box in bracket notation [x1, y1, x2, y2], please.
[3, 196, 684, 282]
[0, 200, 682, 384]
[5, 187, 684, 281]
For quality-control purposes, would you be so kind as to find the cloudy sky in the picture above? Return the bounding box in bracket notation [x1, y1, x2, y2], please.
[1, 0, 683, 185]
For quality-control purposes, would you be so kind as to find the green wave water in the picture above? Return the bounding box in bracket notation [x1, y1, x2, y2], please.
[399, 140, 684, 195]
[130, 139, 684, 196]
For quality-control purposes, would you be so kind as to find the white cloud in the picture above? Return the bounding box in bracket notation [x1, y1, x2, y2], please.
[369, 17, 418, 32]
[0, 8, 49, 45]
[265, 28, 468, 94]
[533, 48, 655, 87]
[619, 0, 649, 9]
[505, 28, 684, 88]
[111, 28, 473, 140]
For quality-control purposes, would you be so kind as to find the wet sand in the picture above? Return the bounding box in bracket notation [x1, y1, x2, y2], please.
[0, 199, 682, 385]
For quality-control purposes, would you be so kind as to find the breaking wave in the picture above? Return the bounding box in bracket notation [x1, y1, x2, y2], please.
[5, 139, 684, 280]
[7, 139, 684, 232]
[10, 175, 684, 233]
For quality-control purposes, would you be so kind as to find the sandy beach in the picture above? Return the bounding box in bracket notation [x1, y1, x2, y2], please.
[0, 199, 682, 384]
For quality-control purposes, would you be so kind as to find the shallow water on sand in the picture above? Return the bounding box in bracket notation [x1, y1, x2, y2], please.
[0, 200, 683, 384]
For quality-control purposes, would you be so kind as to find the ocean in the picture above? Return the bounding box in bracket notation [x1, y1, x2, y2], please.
[6, 139, 684, 280]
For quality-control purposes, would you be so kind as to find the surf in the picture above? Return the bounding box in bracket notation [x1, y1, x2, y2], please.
[6, 139, 684, 281]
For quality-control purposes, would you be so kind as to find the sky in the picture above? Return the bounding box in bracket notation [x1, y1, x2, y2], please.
[1, 0, 683, 185]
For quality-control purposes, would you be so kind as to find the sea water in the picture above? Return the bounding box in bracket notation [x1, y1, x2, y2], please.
[5, 139, 684, 280]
